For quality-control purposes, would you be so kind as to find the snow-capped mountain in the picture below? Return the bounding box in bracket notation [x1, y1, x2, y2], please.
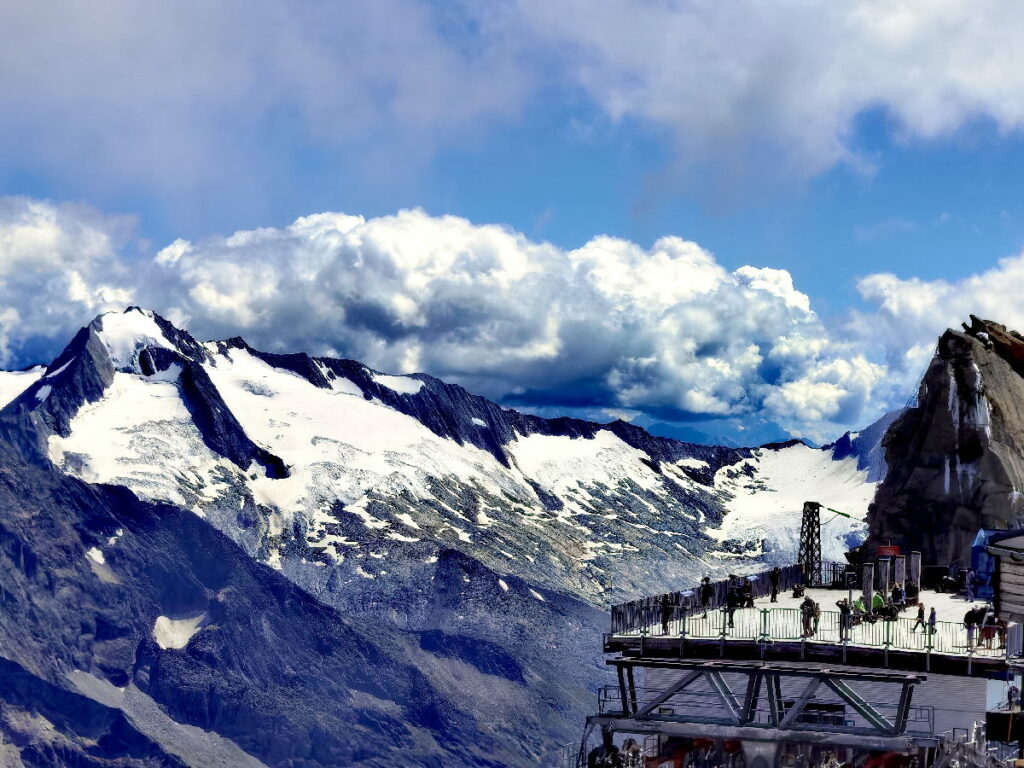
[1, 308, 873, 606]
[0, 307, 885, 765]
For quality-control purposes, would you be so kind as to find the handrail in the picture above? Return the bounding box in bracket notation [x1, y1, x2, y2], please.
[611, 604, 1012, 660]
[609, 561, 865, 635]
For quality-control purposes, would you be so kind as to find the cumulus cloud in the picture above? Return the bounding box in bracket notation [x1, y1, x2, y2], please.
[0, 196, 896, 441]
[0, 197, 137, 366]
[505, 0, 1024, 180]
[851, 253, 1024, 393]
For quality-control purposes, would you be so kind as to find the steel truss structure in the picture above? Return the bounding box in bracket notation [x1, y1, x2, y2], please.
[603, 658, 926, 751]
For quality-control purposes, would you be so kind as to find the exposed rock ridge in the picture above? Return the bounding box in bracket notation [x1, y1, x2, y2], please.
[868, 316, 1024, 564]
[0, 308, 288, 479]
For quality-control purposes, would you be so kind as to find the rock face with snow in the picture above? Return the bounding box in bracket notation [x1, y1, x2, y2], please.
[0, 308, 882, 766]
[868, 316, 1024, 565]
[0, 309, 875, 606]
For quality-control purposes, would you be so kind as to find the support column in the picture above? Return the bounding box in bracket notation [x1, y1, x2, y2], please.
[910, 551, 922, 588]
[863, 563, 875, 615]
[742, 740, 778, 768]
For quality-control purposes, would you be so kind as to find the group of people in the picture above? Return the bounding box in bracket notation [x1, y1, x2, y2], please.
[963, 603, 1007, 649]
[660, 568, 1001, 649]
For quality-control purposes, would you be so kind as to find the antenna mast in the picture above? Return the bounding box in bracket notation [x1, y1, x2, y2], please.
[799, 500, 823, 586]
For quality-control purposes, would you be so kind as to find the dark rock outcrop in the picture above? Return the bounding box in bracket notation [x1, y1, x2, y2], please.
[0, 437, 531, 766]
[868, 316, 1024, 565]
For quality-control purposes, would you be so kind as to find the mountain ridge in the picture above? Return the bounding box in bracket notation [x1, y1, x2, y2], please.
[0, 306, 882, 765]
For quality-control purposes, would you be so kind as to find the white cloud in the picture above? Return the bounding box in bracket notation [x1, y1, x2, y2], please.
[4, 1, 1024, 207]
[0, 196, 895, 441]
[0, 197, 137, 367]
[852, 252, 1024, 392]
[0, 1, 530, 205]
[502, 0, 1024, 180]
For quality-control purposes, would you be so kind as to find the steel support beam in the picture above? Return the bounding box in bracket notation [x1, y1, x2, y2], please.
[704, 670, 742, 724]
[893, 680, 916, 734]
[606, 657, 925, 741]
[586, 715, 931, 753]
[821, 676, 896, 735]
[741, 671, 763, 725]
[616, 664, 629, 716]
[766, 673, 784, 727]
[625, 665, 638, 714]
[634, 669, 703, 718]
[778, 677, 822, 728]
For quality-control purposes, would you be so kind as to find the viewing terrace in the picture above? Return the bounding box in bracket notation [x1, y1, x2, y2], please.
[608, 563, 1023, 676]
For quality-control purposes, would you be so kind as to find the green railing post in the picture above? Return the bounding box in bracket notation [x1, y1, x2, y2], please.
[760, 608, 769, 642]
[680, 611, 687, 658]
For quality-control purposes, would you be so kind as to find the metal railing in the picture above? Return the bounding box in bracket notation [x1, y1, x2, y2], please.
[613, 604, 1012, 660]
[611, 564, 807, 635]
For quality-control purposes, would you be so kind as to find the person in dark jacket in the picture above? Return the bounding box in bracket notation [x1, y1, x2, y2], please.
[742, 579, 755, 608]
[964, 606, 979, 647]
[801, 596, 816, 637]
[770, 567, 781, 603]
[660, 593, 674, 635]
[836, 598, 852, 641]
[911, 603, 926, 632]
[699, 577, 714, 617]
[726, 587, 739, 629]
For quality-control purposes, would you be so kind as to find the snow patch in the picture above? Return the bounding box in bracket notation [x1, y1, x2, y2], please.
[0, 367, 44, 407]
[510, 430, 662, 499]
[85, 546, 105, 565]
[386, 531, 419, 543]
[711, 443, 872, 563]
[529, 588, 546, 602]
[152, 614, 205, 650]
[395, 513, 421, 529]
[678, 458, 710, 470]
[44, 359, 73, 379]
[34, 384, 51, 402]
[471, 417, 487, 427]
[371, 373, 424, 394]
[96, 309, 175, 369]
[498, 579, 509, 592]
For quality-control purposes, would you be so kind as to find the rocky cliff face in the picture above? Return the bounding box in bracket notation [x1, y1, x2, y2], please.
[869, 316, 1024, 565]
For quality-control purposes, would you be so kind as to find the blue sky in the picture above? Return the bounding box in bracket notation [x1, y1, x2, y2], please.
[4, 1, 1024, 444]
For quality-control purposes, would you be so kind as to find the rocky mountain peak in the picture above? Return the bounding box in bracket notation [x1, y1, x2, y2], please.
[868, 315, 1024, 565]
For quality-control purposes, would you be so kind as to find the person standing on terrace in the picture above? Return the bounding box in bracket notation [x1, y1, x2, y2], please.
[965, 606, 978, 647]
[801, 596, 816, 637]
[769, 567, 780, 603]
[871, 591, 884, 613]
[911, 603, 926, 632]
[725, 585, 739, 629]
[660, 593, 673, 635]
[836, 598, 851, 641]
[699, 577, 713, 618]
